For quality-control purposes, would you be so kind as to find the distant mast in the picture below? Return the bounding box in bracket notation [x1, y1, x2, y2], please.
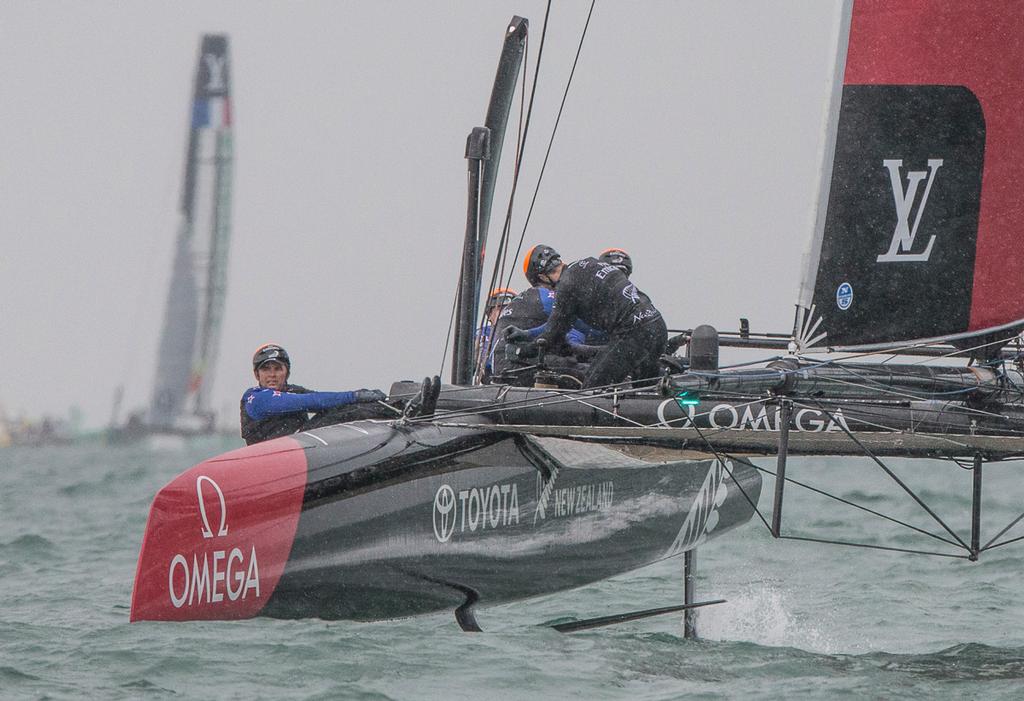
[149, 35, 233, 430]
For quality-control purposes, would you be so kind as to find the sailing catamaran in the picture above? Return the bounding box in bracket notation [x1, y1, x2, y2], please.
[131, 1, 1024, 632]
[111, 35, 233, 441]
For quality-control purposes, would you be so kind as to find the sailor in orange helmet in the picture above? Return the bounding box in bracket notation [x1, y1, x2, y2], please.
[490, 245, 593, 385]
[474, 287, 517, 382]
[507, 247, 667, 388]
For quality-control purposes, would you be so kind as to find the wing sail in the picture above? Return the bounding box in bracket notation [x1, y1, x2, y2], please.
[150, 35, 232, 429]
[795, 1, 1024, 353]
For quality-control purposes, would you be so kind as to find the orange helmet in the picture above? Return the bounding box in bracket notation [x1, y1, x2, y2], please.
[598, 248, 632, 277]
[486, 288, 516, 310]
[522, 244, 562, 285]
[252, 343, 290, 372]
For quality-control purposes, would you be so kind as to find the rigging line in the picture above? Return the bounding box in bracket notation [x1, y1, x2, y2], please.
[797, 339, 969, 364]
[981, 532, 1024, 552]
[826, 369, 1004, 402]
[439, 267, 465, 379]
[980, 509, 1024, 551]
[570, 398, 647, 427]
[818, 366, 978, 400]
[504, 0, 597, 289]
[405, 382, 657, 425]
[805, 400, 971, 550]
[500, 0, 552, 294]
[426, 386, 769, 429]
[794, 357, 984, 397]
[908, 333, 1022, 366]
[745, 462, 964, 549]
[778, 535, 969, 560]
[787, 400, 905, 434]
[712, 455, 774, 532]
[788, 399, 988, 451]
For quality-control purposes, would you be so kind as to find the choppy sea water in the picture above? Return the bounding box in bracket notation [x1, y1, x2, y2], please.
[2, 438, 1023, 700]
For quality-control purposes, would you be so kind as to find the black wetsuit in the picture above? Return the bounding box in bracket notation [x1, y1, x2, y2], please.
[537, 257, 667, 388]
[491, 287, 580, 385]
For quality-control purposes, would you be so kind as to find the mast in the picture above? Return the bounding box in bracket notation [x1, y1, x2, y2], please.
[149, 34, 233, 429]
[452, 17, 528, 385]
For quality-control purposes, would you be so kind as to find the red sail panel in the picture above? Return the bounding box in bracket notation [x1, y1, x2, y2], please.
[130, 438, 308, 621]
[845, 0, 1024, 334]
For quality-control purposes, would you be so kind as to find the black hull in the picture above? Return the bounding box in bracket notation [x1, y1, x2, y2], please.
[132, 418, 760, 622]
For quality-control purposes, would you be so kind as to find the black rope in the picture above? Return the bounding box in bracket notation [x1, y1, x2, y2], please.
[983, 532, 1024, 552]
[803, 400, 971, 550]
[746, 462, 963, 549]
[779, 535, 969, 560]
[981, 509, 1024, 551]
[504, 0, 597, 293]
[439, 267, 465, 379]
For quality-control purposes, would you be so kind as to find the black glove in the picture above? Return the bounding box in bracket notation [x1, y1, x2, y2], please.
[354, 389, 387, 403]
[665, 333, 688, 355]
[504, 325, 532, 343]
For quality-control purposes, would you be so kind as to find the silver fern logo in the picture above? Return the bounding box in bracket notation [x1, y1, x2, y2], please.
[663, 460, 731, 558]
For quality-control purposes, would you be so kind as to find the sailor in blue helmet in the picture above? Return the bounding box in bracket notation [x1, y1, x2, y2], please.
[240, 343, 388, 445]
[505, 248, 667, 388]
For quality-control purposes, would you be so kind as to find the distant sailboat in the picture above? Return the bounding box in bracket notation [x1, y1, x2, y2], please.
[111, 34, 233, 441]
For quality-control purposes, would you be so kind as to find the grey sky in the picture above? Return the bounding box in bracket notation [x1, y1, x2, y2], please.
[0, 1, 843, 428]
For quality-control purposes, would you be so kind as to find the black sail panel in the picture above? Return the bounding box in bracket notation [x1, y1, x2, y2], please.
[809, 85, 984, 347]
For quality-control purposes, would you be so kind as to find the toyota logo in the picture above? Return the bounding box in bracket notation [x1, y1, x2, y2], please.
[433, 484, 456, 543]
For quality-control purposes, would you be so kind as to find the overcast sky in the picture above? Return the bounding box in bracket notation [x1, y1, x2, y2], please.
[0, 1, 845, 428]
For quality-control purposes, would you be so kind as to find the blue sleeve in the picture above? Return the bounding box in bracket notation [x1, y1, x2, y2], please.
[539, 288, 555, 315]
[244, 387, 357, 420]
[566, 328, 586, 345]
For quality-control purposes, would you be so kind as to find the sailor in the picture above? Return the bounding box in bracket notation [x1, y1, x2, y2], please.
[597, 246, 652, 310]
[598, 247, 633, 277]
[507, 254, 667, 388]
[240, 343, 387, 445]
[599, 247, 688, 356]
[490, 245, 588, 385]
[474, 287, 516, 382]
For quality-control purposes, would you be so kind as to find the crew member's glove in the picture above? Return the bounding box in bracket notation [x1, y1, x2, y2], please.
[665, 333, 688, 355]
[504, 325, 532, 343]
[355, 389, 387, 403]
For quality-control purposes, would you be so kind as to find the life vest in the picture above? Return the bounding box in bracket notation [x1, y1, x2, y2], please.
[239, 384, 312, 445]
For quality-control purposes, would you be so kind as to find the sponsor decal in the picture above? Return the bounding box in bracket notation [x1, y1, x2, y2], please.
[549, 481, 614, 518]
[876, 158, 943, 263]
[656, 400, 850, 433]
[203, 53, 227, 92]
[622, 283, 640, 304]
[167, 476, 260, 609]
[631, 308, 659, 325]
[432, 481, 520, 543]
[836, 282, 853, 310]
[432, 485, 457, 543]
[534, 471, 613, 523]
[664, 459, 731, 557]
